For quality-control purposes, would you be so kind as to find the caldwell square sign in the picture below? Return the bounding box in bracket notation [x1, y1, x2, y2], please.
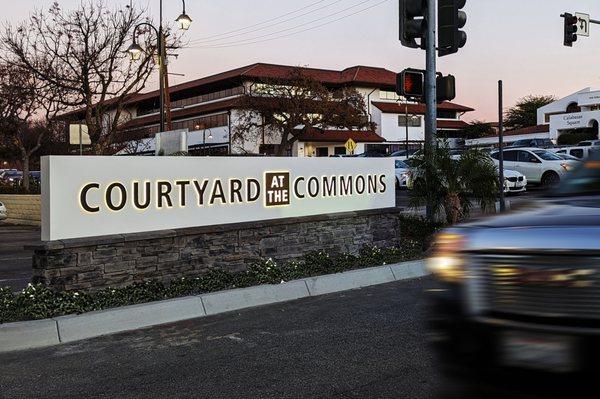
[41, 157, 395, 241]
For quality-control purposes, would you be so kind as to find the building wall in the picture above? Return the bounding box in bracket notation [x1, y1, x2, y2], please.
[31, 208, 404, 292]
[0, 195, 41, 226]
[379, 113, 425, 142]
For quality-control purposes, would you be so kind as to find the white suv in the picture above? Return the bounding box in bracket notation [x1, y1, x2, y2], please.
[490, 148, 578, 187]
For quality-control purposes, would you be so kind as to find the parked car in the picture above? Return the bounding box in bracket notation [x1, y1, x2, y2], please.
[554, 146, 600, 160]
[577, 139, 600, 147]
[389, 149, 419, 158]
[0, 201, 6, 220]
[490, 148, 578, 187]
[12, 171, 41, 186]
[394, 159, 411, 189]
[554, 152, 583, 161]
[1, 170, 22, 184]
[427, 153, 600, 395]
[507, 138, 555, 149]
[0, 169, 17, 180]
[502, 169, 527, 194]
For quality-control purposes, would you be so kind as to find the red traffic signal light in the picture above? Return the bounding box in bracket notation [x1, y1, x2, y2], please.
[396, 69, 425, 99]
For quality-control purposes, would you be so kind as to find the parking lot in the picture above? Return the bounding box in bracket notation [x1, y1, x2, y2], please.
[0, 224, 39, 291]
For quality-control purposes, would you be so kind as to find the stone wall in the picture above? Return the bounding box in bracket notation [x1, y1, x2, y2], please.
[30, 208, 404, 292]
[0, 195, 41, 226]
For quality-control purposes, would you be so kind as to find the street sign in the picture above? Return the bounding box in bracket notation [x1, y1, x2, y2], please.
[345, 138, 357, 154]
[576, 12, 590, 36]
[69, 124, 91, 145]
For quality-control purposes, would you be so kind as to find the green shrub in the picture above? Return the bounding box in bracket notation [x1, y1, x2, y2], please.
[0, 242, 428, 324]
[557, 131, 598, 146]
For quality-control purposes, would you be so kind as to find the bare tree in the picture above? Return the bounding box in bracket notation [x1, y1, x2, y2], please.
[0, 63, 64, 190]
[3, 1, 177, 154]
[233, 68, 374, 156]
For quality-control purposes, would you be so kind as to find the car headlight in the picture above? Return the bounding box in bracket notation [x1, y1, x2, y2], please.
[561, 163, 573, 171]
[427, 232, 466, 283]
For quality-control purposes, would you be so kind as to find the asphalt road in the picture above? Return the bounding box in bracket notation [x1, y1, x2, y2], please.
[0, 224, 39, 291]
[0, 278, 451, 399]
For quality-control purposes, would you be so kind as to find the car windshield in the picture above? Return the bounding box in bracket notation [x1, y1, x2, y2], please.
[552, 154, 600, 196]
[532, 150, 562, 161]
[395, 160, 409, 169]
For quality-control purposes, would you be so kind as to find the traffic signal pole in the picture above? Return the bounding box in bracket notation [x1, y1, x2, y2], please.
[424, 0, 437, 220]
[425, 0, 437, 151]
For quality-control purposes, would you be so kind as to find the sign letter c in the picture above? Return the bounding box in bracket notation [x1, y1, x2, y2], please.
[80, 183, 100, 213]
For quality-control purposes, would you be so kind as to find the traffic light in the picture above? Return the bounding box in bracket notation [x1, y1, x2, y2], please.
[437, 74, 456, 103]
[396, 69, 425, 100]
[563, 13, 578, 47]
[438, 0, 467, 56]
[399, 0, 427, 49]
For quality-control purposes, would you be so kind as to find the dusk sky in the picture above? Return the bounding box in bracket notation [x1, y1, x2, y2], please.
[7, 0, 600, 121]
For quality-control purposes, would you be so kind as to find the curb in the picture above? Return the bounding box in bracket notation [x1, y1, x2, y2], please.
[0, 259, 427, 353]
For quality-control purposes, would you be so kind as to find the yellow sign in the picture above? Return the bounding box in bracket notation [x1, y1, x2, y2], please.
[345, 138, 357, 154]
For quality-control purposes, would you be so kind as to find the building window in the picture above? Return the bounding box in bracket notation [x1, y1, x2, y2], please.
[334, 146, 346, 155]
[398, 115, 421, 127]
[137, 86, 244, 117]
[316, 147, 329, 157]
[379, 91, 402, 101]
[437, 110, 457, 119]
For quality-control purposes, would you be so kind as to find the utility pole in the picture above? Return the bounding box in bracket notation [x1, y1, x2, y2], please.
[498, 80, 506, 212]
[158, 0, 165, 133]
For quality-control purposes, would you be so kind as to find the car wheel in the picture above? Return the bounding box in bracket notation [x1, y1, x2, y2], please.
[396, 178, 401, 189]
[541, 171, 560, 189]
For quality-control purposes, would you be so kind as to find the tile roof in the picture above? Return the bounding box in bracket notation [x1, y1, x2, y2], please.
[436, 120, 471, 129]
[372, 101, 475, 114]
[130, 63, 398, 105]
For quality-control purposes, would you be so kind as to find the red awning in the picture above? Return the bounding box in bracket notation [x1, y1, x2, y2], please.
[372, 101, 474, 114]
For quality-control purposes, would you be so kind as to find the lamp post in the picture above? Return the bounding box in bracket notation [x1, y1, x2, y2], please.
[127, 0, 192, 133]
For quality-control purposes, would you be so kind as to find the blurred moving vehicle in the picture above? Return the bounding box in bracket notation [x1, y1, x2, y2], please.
[394, 159, 411, 189]
[490, 148, 578, 188]
[507, 138, 555, 149]
[0, 201, 6, 220]
[427, 153, 600, 394]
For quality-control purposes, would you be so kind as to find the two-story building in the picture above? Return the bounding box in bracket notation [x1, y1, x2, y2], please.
[466, 88, 600, 148]
[91, 63, 474, 156]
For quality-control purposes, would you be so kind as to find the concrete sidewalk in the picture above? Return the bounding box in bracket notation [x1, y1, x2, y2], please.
[0, 259, 427, 353]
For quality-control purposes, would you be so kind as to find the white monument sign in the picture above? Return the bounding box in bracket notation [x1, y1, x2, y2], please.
[41, 157, 395, 241]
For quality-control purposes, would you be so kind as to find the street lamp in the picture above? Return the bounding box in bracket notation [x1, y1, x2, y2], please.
[126, 41, 144, 61]
[128, 0, 192, 133]
[176, 1, 193, 30]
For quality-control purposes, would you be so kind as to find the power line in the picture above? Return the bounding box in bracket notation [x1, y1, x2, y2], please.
[188, 0, 387, 49]
[190, 0, 331, 41]
[188, 0, 346, 44]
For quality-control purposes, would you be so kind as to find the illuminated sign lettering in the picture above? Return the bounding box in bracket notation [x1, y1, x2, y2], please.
[42, 157, 395, 241]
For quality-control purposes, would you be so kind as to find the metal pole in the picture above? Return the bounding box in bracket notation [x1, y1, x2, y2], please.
[405, 102, 409, 154]
[425, 0, 437, 220]
[498, 80, 506, 212]
[158, 0, 165, 133]
[79, 124, 83, 156]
